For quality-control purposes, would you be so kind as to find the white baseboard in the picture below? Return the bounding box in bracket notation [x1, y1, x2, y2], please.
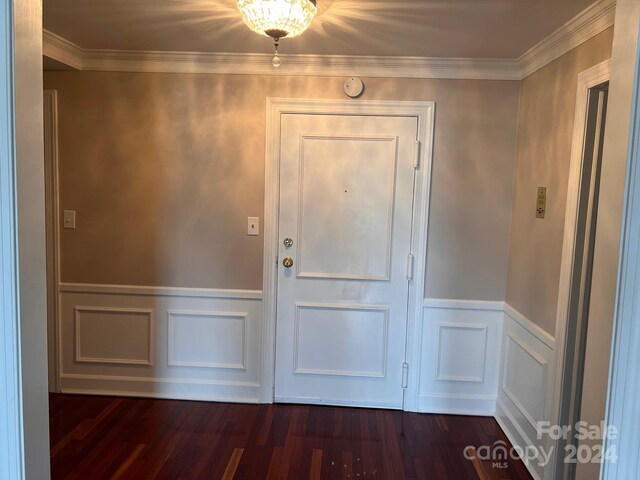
[495, 398, 544, 480]
[274, 396, 401, 410]
[60, 373, 260, 403]
[418, 393, 496, 416]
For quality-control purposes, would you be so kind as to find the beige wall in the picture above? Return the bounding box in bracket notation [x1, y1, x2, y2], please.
[43, 72, 520, 298]
[505, 28, 614, 334]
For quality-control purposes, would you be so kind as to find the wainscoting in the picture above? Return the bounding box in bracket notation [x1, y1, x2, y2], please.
[418, 299, 556, 480]
[56, 282, 556, 480]
[58, 283, 263, 402]
[496, 304, 556, 480]
[419, 299, 505, 416]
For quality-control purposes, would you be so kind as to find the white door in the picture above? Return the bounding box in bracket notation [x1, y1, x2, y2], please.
[275, 113, 418, 409]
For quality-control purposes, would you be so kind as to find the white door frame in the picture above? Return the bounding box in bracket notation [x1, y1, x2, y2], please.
[602, 76, 640, 479]
[260, 98, 435, 411]
[602, 4, 640, 475]
[547, 60, 610, 480]
[0, 1, 25, 478]
[43, 89, 61, 393]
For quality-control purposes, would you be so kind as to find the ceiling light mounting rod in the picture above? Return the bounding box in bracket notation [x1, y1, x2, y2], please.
[265, 28, 288, 68]
[237, 0, 318, 68]
[272, 37, 282, 68]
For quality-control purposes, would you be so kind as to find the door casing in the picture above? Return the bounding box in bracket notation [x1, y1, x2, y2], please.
[261, 98, 435, 411]
[44, 90, 61, 394]
[548, 60, 610, 480]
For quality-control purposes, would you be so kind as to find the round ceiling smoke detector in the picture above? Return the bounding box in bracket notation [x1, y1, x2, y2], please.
[344, 77, 364, 98]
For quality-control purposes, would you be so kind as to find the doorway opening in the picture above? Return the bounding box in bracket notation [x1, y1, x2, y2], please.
[555, 70, 610, 479]
[261, 99, 435, 410]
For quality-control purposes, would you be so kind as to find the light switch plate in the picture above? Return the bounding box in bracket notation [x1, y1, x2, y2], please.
[63, 210, 76, 229]
[536, 187, 547, 219]
[247, 217, 259, 236]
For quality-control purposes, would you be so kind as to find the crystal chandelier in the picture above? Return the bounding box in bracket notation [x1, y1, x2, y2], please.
[237, 0, 318, 67]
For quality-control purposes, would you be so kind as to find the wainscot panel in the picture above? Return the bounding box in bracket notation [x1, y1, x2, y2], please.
[419, 299, 505, 416]
[495, 303, 556, 480]
[58, 283, 263, 403]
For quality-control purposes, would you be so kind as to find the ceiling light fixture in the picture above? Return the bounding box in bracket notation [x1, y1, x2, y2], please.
[237, 0, 317, 68]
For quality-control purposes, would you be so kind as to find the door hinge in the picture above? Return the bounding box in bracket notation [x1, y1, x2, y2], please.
[414, 140, 421, 169]
[402, 362, 409, 389]
[406, 253, 414, 280]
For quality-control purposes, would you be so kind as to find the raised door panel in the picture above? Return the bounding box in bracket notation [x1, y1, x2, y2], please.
[297, 136, 398, 281]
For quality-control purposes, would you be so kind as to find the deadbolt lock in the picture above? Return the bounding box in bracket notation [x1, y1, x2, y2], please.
[282, 257, 294, 268]
[283, 238, 293, 248]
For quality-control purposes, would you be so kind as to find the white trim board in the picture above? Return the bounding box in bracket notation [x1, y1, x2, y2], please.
[44, 90, 61, 393]
[603, 11, 640, 475]
[495, 399, 544, 480]
[418, 393, 497, 417]
[59, 373, 261, 403]
[59, 282, 263, 300]
[42, 30, 519, 81]
[41, 0, 617, 80]
[423, 298, 504, 311]
[42, 30, 82, 70]
[261, 99, 435, 409]
[504, 303, 556, 349]
[519, 0, 616, 78]
[0, 0, 25, 477]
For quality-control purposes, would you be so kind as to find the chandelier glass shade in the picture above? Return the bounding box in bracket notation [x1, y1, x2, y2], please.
[237, 0, 317, 40]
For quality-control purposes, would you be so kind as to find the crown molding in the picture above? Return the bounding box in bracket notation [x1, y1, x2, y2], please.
[82, 50, 522, 80]
[519, 0, 616, 78]
[42, 29, 83, 70]
[42, 32, 520, 80]
[42, 0, 617, 81]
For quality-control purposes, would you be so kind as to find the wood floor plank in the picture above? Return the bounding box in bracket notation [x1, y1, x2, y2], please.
[50, 397, 124, 456]
[222, 448, 244, 480]
[265, 446, 285, 480]
[310, 449, 322, 480]
[435, 415, 449, 432]
[467, 447, 491, 480]
[48, 394, 533, 480]
[256, 405, 277, 446]
[110, 443, 146, 479]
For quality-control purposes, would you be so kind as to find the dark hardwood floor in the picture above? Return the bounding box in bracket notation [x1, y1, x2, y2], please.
[49, 393, 533, 479]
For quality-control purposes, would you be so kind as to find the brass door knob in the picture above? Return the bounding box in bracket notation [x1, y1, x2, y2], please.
[282, 257, 294, 268]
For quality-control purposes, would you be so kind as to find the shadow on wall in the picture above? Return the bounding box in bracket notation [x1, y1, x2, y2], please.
[56, 73, 265, 291]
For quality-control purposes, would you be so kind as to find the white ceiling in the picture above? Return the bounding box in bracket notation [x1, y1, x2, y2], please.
[43, 0, 597, 58]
